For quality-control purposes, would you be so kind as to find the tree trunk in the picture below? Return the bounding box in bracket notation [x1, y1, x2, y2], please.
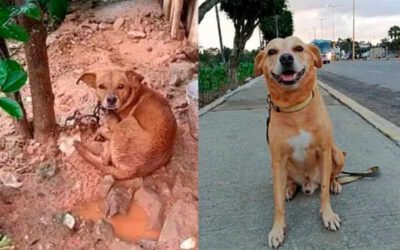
[228, 29, 246, 86]
[19, 14, 56, 142]
[0, 38, 33, 138]
[228, 20, 258, 86]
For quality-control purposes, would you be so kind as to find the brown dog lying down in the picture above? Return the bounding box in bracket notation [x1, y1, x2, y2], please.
[73, 69, 177, 180]
[254, 36, 346, 248]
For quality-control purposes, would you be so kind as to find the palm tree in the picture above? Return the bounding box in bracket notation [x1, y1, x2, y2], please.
[388, 25, 400, 57]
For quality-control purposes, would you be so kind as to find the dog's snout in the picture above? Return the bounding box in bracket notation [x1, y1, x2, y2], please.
[279, 53, 294, 66]
[107, 95, 117, 105]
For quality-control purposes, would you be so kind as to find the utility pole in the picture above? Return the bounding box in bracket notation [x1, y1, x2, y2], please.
[352, 0, 355, 60]
[215, 4, 225, 64]
[275, 15, 279, 38]
[319, 18, 327, 39]
[327, 4, 338, 42]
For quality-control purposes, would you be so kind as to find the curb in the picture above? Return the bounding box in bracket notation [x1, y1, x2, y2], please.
[199, 77, 260, 116]
[319, 80, 400, 147]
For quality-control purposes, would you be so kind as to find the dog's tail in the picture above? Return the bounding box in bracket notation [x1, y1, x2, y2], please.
[73, 140, 103, 166]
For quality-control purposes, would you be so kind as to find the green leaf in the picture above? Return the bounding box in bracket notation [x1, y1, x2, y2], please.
[20, 3, 41, 21]
[0, 23, 29, 42]
[46, 0, 68, 23]
[0, 60, 27, 93]
[0, 97, 23, 119]
[0, 9, 11, 25]
[0, 62, 7, 88]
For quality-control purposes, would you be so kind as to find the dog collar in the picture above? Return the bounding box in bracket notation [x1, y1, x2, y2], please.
[267, 90, 314, 113]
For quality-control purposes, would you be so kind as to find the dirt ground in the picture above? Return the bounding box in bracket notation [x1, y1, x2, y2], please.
[0, 0, 198, 249]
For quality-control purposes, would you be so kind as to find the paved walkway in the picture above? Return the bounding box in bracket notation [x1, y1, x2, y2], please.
[199, 76, 400, 250]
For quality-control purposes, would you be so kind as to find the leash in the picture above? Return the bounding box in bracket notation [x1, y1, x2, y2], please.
[337, 166, 380, 185]
[265, 94, 381, 185]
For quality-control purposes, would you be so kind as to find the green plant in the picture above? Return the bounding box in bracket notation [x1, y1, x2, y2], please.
[0, 1, 42, 119]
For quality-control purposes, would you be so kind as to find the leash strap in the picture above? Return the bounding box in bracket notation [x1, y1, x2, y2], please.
[337, 166, 380, 185]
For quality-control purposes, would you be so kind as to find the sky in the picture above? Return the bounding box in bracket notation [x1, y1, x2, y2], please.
[199, 0, 400, 50]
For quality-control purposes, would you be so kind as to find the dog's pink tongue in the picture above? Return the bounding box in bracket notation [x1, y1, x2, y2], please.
[281, 74, 295, 81]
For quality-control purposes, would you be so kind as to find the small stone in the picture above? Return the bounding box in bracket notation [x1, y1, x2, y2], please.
[180, 237, 197, 250]
[166, 93, 174, 100]
[0, 171, 22, 188]
[106, 187, 133, 217]
[133, 188, 163, 229]
[169, 62, 197, 86]
[113, 18, 125, 30]
[157, 200, 198, 250]
[63, 213, 76, 230]
[127, 31, 146, 39]
[36, 160, 58, 180]
[245, 77, 252, 82]
[183, 45, 198, 61]
[94, 219, 114, 241]
[99, 23, 112, 30]
[138, 239, 157, 250]
[96, 175, 115, 198]
[147, 47, 153, 52]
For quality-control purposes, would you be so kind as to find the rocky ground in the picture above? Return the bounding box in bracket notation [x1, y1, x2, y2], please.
[0, 0, 198, 249]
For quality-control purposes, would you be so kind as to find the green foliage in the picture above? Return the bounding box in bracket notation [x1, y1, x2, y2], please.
[18, 2, 42, 20]
[0, 59, 28, 93]
[0, 23, 29, 42]
[199, 63, 227, 91]
[0, 96, 23, 119]
[0, 1, 42, 42]
[220, 0, 286, 21]
[39, 0, 69, 23]
[199, 48, 257, 92]
[259, 9, 294, 42]
[0, 59, 27, 119]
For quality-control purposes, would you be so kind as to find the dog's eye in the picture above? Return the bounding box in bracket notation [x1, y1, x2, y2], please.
[99, 84, 106, 89]
[117, 84, 124, 89]
[294, 46, 304, 52]
[268, 49, 278, 55]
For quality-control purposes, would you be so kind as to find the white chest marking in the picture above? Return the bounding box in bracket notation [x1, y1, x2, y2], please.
[287, 130, 312, 163]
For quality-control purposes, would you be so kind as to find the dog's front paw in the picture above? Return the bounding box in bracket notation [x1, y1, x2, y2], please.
[285, 183, 298, 201]
[268, 226, 285, 248]
[322, 211, 341, 231]
[330, 179, 342, 195]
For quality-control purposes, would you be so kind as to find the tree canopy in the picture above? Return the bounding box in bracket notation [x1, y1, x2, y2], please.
[219, 0, 287, 85]
[259, 9, 294, 43]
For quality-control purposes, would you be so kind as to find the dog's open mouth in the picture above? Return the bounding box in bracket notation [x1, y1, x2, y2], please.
[272, 68, 306, 85]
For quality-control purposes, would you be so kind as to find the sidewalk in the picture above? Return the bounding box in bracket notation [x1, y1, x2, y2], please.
[199, 76, 400, 250]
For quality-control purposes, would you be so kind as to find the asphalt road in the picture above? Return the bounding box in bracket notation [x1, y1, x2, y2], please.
[199, 77, 400, 249]
[318, 59, 400, 126]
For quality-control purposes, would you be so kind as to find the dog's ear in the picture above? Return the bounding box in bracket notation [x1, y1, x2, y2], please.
[126, 70, 144, 84]
[254, 50, 266, 76]
[307, 44, 322, 68]
[77, 72, 96, 88]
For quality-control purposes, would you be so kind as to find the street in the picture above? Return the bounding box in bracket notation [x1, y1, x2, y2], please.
[199, 76, 400, 249]
[318, 60, 400, 126]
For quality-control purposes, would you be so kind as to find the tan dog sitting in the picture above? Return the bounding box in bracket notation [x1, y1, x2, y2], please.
[254, 36, 346, 248]
[73, 69, 177, 180]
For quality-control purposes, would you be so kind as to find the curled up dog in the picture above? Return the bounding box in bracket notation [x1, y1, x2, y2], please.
[73, 69, 177, 180]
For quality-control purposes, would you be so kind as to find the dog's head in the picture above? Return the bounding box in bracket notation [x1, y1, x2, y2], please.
[255, 36, 322, 90]
[77, 69, 144, 111]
